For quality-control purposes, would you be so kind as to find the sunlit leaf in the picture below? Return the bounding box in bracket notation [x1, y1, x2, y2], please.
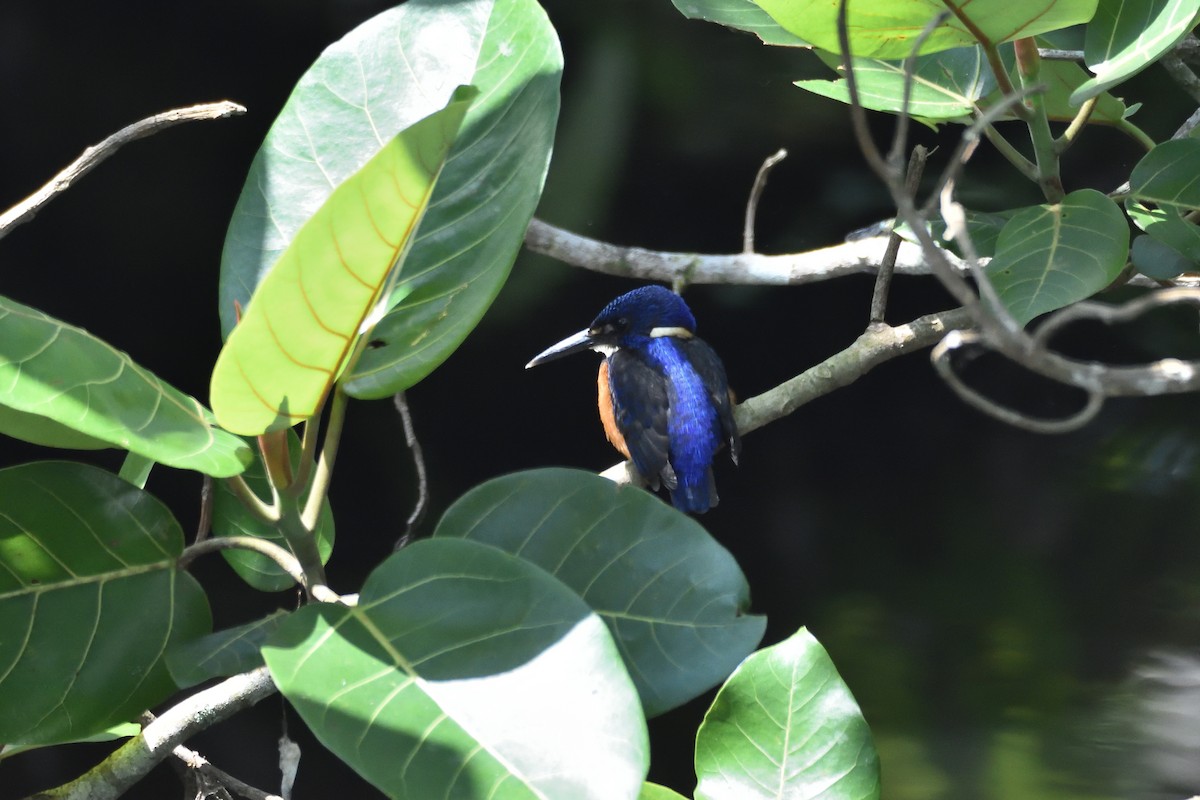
[211, 429, 334, 592]
[0, 296, 250, 477]
[210, 88, 475, 435]
[1127, 199, 1200, 262]
[433, 468, 766, 717]
[219, 0, 563, 402]
[0, 462, 210, 746]
[796, 46, 993, 121]
[0, 403, 109, 450]
[168, 610, 289, 688]
[984, 189, 1129, 325]
[695, 628, 880, 800]
[0, 722, 141, 761]
[1072, 0, 1200, 104]
[341, 0, 562, 398]
[672, 0, 810, 45]
[641, 783, 690, 800]
[753, 0, 1098, 59]
[262, 538, 648, 799]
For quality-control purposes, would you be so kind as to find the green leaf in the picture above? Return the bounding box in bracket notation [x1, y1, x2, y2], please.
[1130, 139, 1200, 209]
[341, 0, 563, 398]
[0, 296, 250, 477]
[262, 538, 649, 799]
[1072, 0, 1200, 104]
[984, 189, 1130, 325]
[694, 628, 881, 800]
[168, 610, 289, 688]
[0, 404, 110, 450]
[671, 0, 810, 45]
[1131, 234, 1195, 279]
[433, 468, 766, 718]
[211, 430, 334, 592]
[0, 461, 211, 746]
[640, 784, 690, 800]
[1127, 199, 1200, 260]
[210, 87, 475, 435]
[796, 46, 993, 121]
[218, 0, 562, 402]
[994, 42, 1134, 125]
[752, 0, 1098, 59]
[0, 722, 141, 761]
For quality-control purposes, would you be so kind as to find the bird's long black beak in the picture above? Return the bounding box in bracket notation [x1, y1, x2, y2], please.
[525, 329, 595, 368]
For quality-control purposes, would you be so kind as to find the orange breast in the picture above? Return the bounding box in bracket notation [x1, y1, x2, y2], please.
[597, 360, 631, 459]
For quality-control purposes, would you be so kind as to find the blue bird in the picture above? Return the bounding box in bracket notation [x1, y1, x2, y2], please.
[526, 285, 740, 513]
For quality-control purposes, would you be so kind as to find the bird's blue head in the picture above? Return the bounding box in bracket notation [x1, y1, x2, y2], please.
[526, 286, 697, 367]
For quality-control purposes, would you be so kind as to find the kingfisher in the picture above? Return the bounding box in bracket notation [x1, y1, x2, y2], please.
[526, 285, 740, 513]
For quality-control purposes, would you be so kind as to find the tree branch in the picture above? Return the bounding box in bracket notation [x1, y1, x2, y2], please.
[0, 101, 246, 241]
[25, 668, 275, 800]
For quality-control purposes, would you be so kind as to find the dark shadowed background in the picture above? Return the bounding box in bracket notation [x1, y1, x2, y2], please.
[5, 2, 1200, 798]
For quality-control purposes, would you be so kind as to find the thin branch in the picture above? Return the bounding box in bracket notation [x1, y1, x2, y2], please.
[1038, 48, 1084, 61]
[600, 307, 976, 484]
[25, 669, 275, 800]
[742, 149, 787, 253]
[392, 391, 429, 551]
[178, 535, 306, 588]
[195, 475, 215, 544]
[172, 744, 283, 800]
[0, 101, 246, 241]
[871, 146, 927, 323]
[1161, 53, 1200, 106]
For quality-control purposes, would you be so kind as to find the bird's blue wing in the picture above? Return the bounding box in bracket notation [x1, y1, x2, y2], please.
[680, 338, 740, 464]
[607, 350, 676, 491]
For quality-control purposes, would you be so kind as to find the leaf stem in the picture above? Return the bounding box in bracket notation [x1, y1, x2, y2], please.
[1013, 38, 1064, 202]
[303, 386, 348, 530]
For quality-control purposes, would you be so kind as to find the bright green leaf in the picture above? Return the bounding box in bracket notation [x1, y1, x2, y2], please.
[262, 538, 649, 799]
[0, 403, 109, 450]
[0, 462, 211, 746]
[796, 46, 993, 121]
[210, 87, 475, 435]
[211, 429, 334, 592]
[168, 610, 289, 688]
[641, 783, 690, 800]
[1130, 138, 1200, 209]
[1127, 199, 1200, 261]
[1072, 0, 1200, 104]
[695, 628, 881, 800]
[433, 468, 766, 717]
[219, 0, 562, 402]
[0, 296, 250, 477]
[753, 0, 1098, 59]
[672, 0, 810, 45]
[984, 189, 1129, 325]
[341, 0, 562, 398]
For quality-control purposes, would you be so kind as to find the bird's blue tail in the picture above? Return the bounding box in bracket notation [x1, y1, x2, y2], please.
[670, 469, 718, 513]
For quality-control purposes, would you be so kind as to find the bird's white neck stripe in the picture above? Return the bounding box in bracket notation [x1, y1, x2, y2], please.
[649, 326, 693, 339]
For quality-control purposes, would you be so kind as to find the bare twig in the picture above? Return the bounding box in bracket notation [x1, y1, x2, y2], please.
[25, 669, 276, 800]
[1161, 53, 1200, 106]
[0, 101, 246, 241]
[392, 391, 429, 551]
[1038, 48, 1084, 61]
[195, 475, 215, 544]
[173, 744, 284, 800]
[178, 535, 306, 589]
[872, 146, 927, 323]
[742, 149, 787, 253]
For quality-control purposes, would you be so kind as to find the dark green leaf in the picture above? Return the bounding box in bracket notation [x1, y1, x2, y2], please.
[1131, 234, 1195, 279]
[211, 409, 334, 594]
[0, 296, 250, 477]
[262, 538, 648, 799]
[985, 189, 1130, 325]
[168, 610, 289, 688]
[1073, 0, 1200, 104]
[0, 462, 210, 746]
[695, 628, 880, 800]
[1127, 199, 1200, 260]
[1130, 139, 1200, 209]
[672, 0, 809, 45]
[433, 468, 766, 717]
